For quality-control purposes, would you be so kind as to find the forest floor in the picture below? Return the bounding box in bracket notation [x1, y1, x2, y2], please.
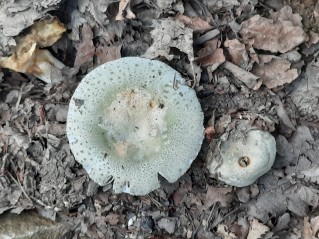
[1, 0, 319, 238]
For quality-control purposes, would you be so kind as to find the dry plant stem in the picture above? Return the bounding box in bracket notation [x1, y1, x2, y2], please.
[7, 171, 32, 203]
[148, 195, 163, 208]
[29, 196, 52, 209]
[222, 61, 259, 89]
[0, 154, 8, 175]
[212, 207, 241, 228]
[190, 61, 197, 88]
[14, 82, 25, 112]
[206, 202, 217, 229]
[193, 214, 205, 239]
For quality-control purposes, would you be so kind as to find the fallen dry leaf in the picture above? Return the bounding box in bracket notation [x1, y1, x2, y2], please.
[240, 14, 307, 53]
[0, 0, 63, 37]
[24, 17, 66, 48]
[303, 217, 317, 239]
[247, 219, 270, 239]
[270, 6, 303, 26]
[217, 224, 237, 239]
[306, 31, 319, 47]
[115, 0, 136, 21]
[310, 216, 319, 237]
[158, 218, 177, 234]
[224, 39, 249, 67]
[105, 213, 120, 226]
[0, 45, 65, 83]
[315, 2, 319, 19]
[204, 185, 234, 208]
[275, 98, 295, 130]
[290, 60, 319, 121]
[143, 19, 194, 61]
[204, 126, 215, 142]
[205, 115, 215, 142]
[73, 24, 95, 68]
[198, 48, 225, 72]
[172, 186, 188, 206]
[95, 44, 121, 65]
[252, 55, 298, 89]
[176, 15, 213, 32]
[0, 17, 66, 83]
[197, 38, 220, 58]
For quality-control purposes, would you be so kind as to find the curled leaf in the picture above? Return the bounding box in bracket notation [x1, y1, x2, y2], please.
[176, 15, 213, 32]
[0, 17, 66, 83]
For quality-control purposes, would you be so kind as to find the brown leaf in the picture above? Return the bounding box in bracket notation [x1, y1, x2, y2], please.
[306, 31, 319, 47]
[270, 6, 303, 26]
[224, 39, 249, 66]
[310, 216, 319, 237]
[115, 0, 135, 21]
[197, 38, 220, 58]
[0, 46, 64, 84]
[204, 126, 215, 142]
[240, 15, 307, 53]
[247, 219, 270, 239]
[73, 24, 95, 68]
[0, 17, 66, 83]
[176, 15, 213, 32]
[217, 224, 237, 239]
[198, 48, 225, 70]
[172, 187, 188, 206]
[105, 213, 120, 226]
[26, 17, 66, 48]
[314, 2, 319, 19]
[303, 217, 317, 239]
[204, 185, 234, 208]
[252, 55, 298, 89]
[205, 115, 216, 142]
[95, 44, 121, 65]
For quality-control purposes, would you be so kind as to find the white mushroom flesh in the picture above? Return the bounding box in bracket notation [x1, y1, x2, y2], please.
[208, 130, 276, 187]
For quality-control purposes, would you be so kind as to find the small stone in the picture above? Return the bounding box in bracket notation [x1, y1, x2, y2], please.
[5, 90, 19, 104]
[140, 216, 154, 233]
[157, 218, 177, 234]
[55, 105, 68, 122]
[128, 214, 136, 227]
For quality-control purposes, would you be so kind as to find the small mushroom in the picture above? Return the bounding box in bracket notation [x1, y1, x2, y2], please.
[207, 129, 276, 187]
[67, 57, 204, 195]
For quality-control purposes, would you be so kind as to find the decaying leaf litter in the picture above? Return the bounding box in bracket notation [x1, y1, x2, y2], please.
[1, 0, 319, 238]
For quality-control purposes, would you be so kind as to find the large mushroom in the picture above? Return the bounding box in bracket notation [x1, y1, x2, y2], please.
[67, 57, 204, 195]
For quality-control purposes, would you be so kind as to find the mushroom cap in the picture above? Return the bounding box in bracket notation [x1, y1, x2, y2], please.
[208, 130, 276, 187]
[67, 57, 204, 195]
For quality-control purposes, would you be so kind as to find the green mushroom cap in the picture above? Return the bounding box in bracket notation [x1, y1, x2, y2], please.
[67, 57, 204, 195]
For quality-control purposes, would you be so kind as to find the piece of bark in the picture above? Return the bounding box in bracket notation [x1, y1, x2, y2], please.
[222, 61, 259, 89]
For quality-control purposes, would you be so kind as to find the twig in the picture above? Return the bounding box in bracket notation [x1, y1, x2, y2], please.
[0, 153, 8, 175]
[7, 171, 32, 203]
